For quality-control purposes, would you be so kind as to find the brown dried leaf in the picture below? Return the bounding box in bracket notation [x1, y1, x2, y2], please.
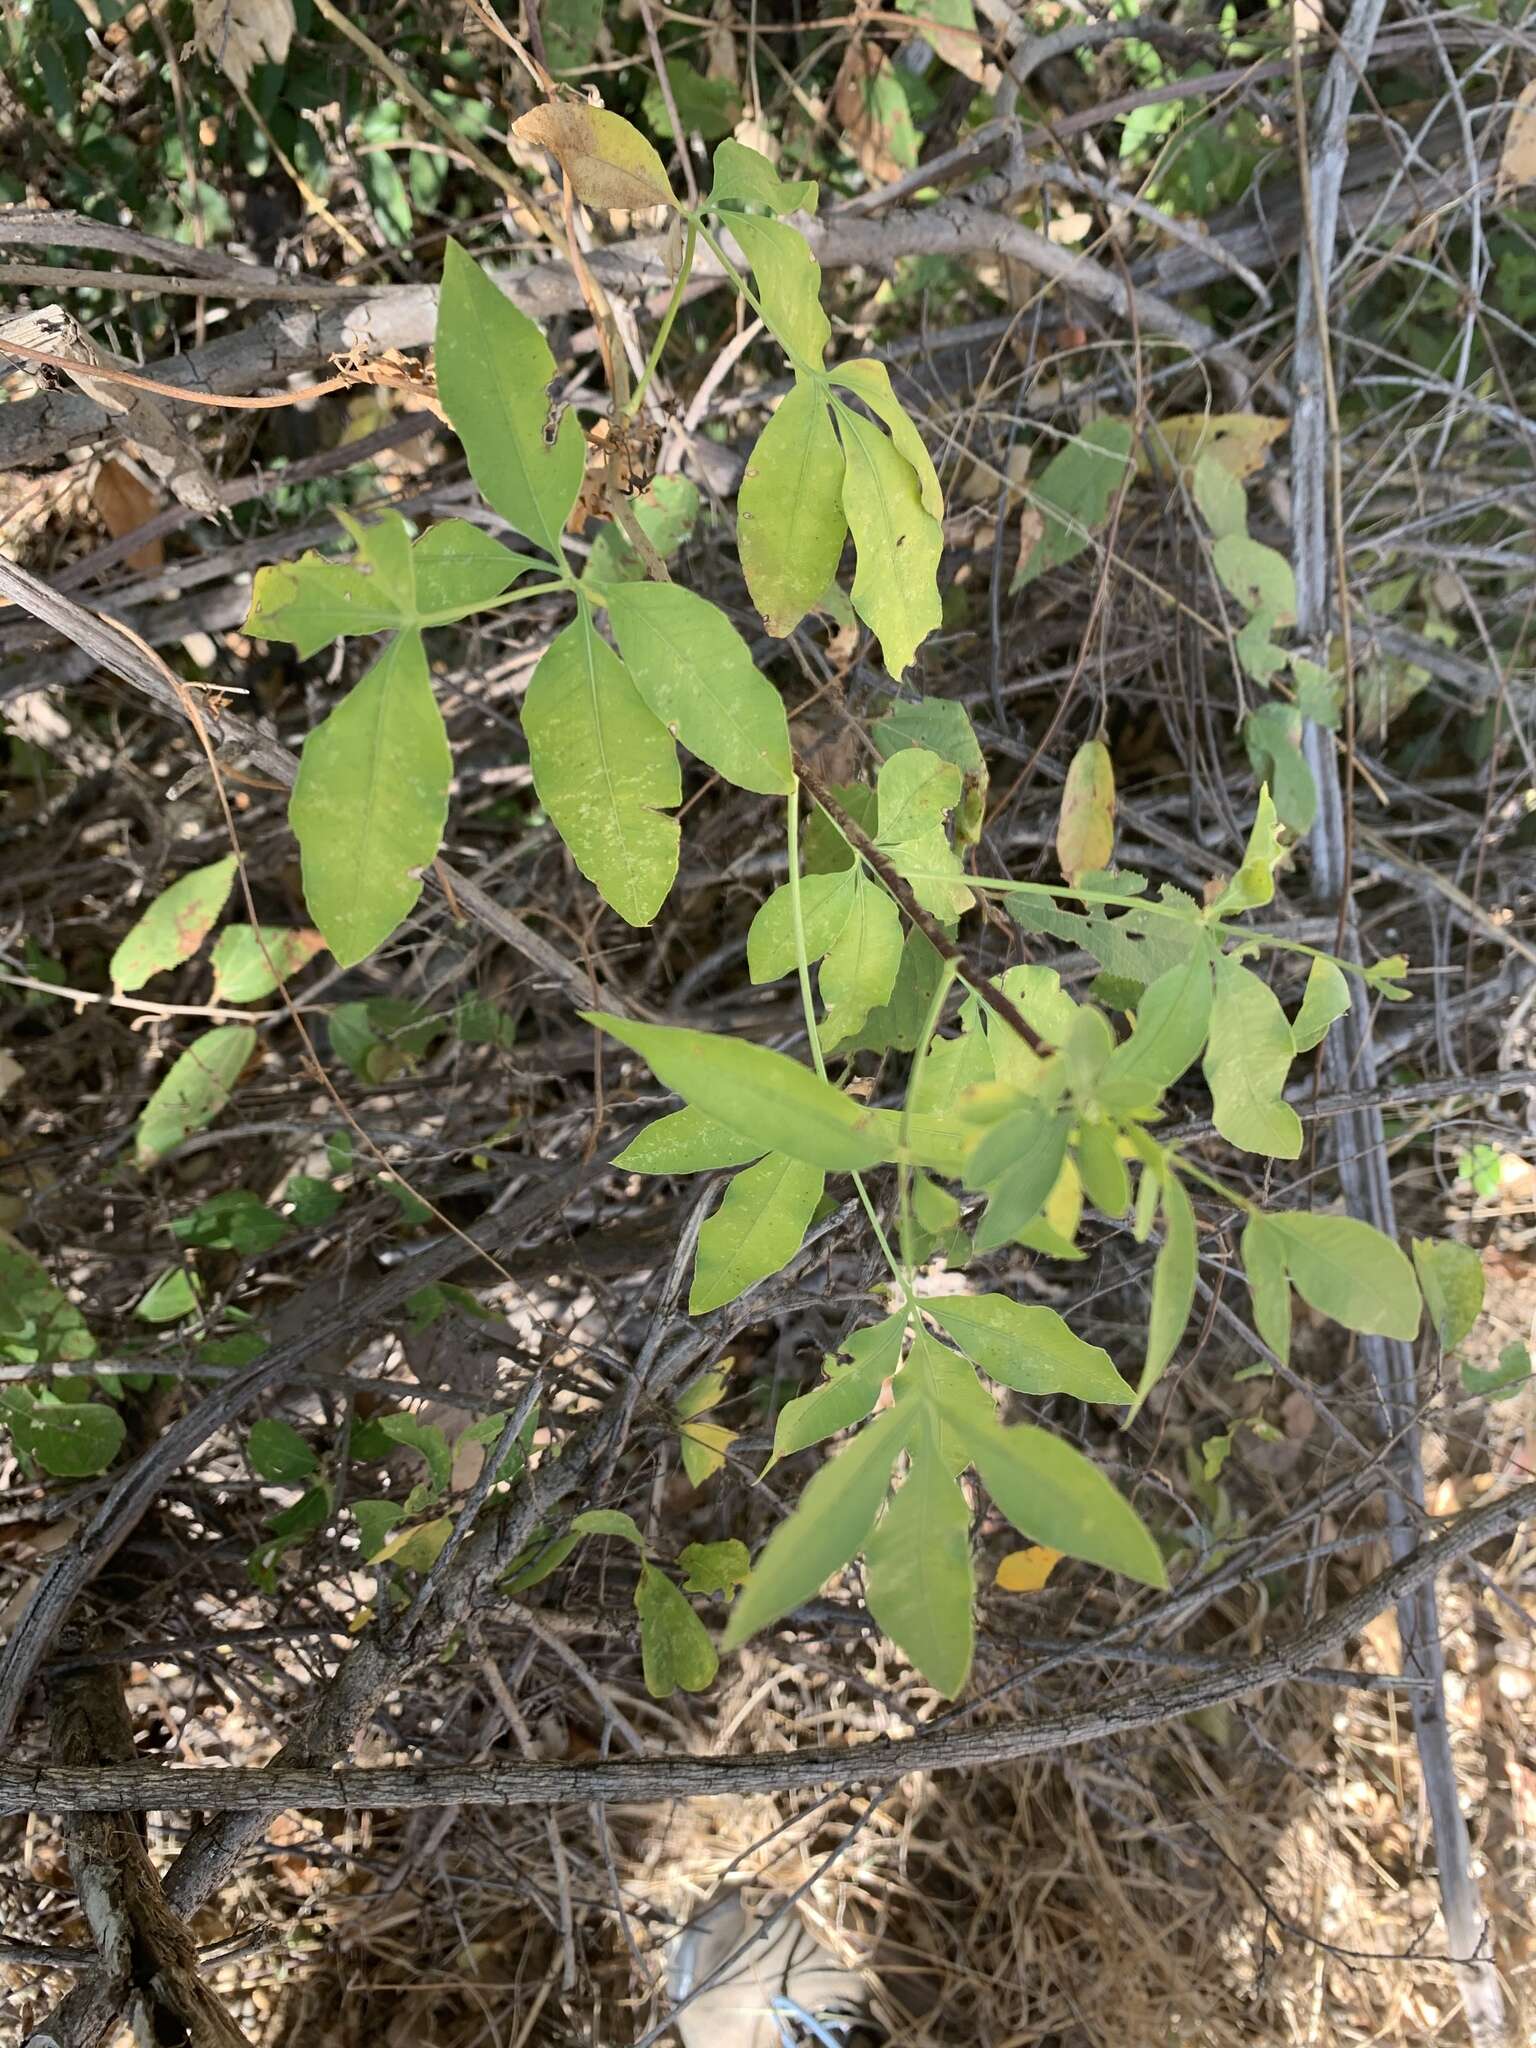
[513, 101, 678, 213]
[92, 460, 164, 570]
[192, 0, 295, 90]
[1499, 80, 1536, 195]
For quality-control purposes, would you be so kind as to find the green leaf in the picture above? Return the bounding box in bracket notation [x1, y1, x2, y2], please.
[875, 746, 961, 842]
[328, 997, 447, 1084]
[172, 1189, 286, 1256]
[1204, 957, 1300, 1159]
[689, 1151, 825, 1313]
[1014, 420, 1134, 590]
[514, 101, 678, 212]
[1241, 1213, 1292, 1366]
[289, 631, 451, 967]
[958, 1411, 1165, 1586]
[584, 476, 699, 587]
[615, 1106, 766, 1175]
[969, 1105, 1071, 1254]
[571, 1507, 648, 1549]
[1244, 702, 1316, 835]
[1290, 956, 1350, 1054]
[352, 1498, 405, 1560]
[542, 0, 604, 71]
[769, 1313, 907, 1467]
[1103, 948, 1212, 1098]
[871, 694, 986, 843]
[835, 401, 942, 679]
[1412, 1239, 1484, 1352]
[208, 926, 325, 1003]
[847, 927, 949, 1055]
[110, 857, 238, 992]
[1266, 1213, 1421, 1340]
[708, 137, 817, 216]
[0, 1244, 96, 1365]
[605, 582, 793, 796]
[723, 211, 829, 367]
[678, 1538, 751, 1598]
[927, 1296, 1133, 1403]
[1, 1393, 124, 1479]
[436, 240, 585, 557]
[747, 867, 858, 985]
[378, 1412, 452, 1500]
[819, 873, 902, 1048]
[1134, 1169, 1197, 1413]
[740, 380, 847, 639]
[828, 359, 943, 519]
[1075, 1120, 1129, 1217]
[864, 1422, 974, 1695]
[1464, 1343, 1532, 1403]
[135, 1024, 257, 1167]
[642, 57, 740, 141]
[635, 1563, 718, 1697]
[524, 605, 679, 927]
[373, 1514, 451, 1572]
[248, 1418, 318, 1484]
[721, 1407, 904, 1650]
[584, 1013, 896, 1172]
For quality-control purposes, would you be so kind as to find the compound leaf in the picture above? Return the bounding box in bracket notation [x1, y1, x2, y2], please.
[927, 1296, 1132, 1403]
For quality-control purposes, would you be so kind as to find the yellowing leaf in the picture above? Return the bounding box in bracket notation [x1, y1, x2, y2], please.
[995, 1544, 1063, 1592]
[513, 101, 678, 212]
[679, 1420, 737, 1487]
[110, 857, 238, 992]
[723, 211, 830, 368]
[1145, 413, 1289, 481]
[1056, 739, 1115, 885]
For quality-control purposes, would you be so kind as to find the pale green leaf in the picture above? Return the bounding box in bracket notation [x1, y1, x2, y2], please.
[690, 1151, 825, 1313]
[747, 868, 858, 985]
[1191, 450, 1248, 538]
[378, 1412, 452, 1500]
[605, 582, 793, 796]
[1133, 1169, 1197, 1413]
[1412, 1239, 1484, 1351]
[1075, 1120, 1130, 1217]
[584, 1013, 896, 1171]
[1464, 1343, 1531, 1402]
[289, 630, 450, 967]
[134, 1268, 199, 1323]
[819, 874, 902, 1048]
[874, 746, 961, 842]
[571, 1507, 647, 1548]
[829, 359, 943, 518]
[740, 380, 847, 638]
[709, 136, 818, 215]
[1290, 956, 1351, 1054]
[245, 511, 413, 655]
[436, 240, 585, 556]
[584, 476, 699, 587]
[1267, 1213, 1421, 1340]
[514, 101, 678, 211]
[1244, 702, 1316, 835]
[958, 1412, 1166, 1586]
[724, 211, 829, 367]
[523, 605, 680, 927]
[110, 858, 237, 993]
[411, 519, 548, 618]
[678, 1419, 736, 1488]
[836, 401, 942, 679]
[615, 1105, 766, 1175]
[969, 1105, 1070, 1253]
[1105, 946, 1212, 1097]
[720, 1407, 904, 1649]
[927, 1296, 1133, 1402]
[209, 926, 324, 1003]
[1212, 787, 1285, 915]
[1204, 957, 1301, 1158]
[871, 694, 985, 842]
[248, 1418, 318, 1485]
[769, 1313, 907, 1467]
[1014, 420, 1133, 589]
[1214, 534, 1296, 623]
[635, 1563, 717, 1697]
[865, 1425, 974, 1695]
[678, 1538, 751, 1597]
[135, 1024, 256, 1166]
[1241, 1213, 1292, 1366]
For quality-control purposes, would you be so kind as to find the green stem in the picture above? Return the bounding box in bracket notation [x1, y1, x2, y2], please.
[625, 219, 697, 419]
[897, 958, 962, 1269]
[420, 578, 570, 625]
[785, 780, 911, 1304]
